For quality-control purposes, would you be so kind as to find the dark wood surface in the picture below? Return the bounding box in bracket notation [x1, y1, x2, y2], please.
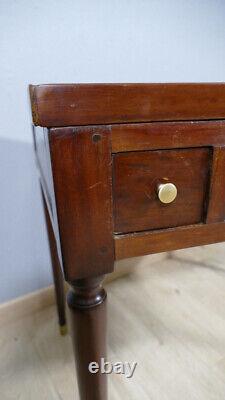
[33, 126, 64, 269]
[30, 82, 225, 400]
[49, 126, 114, 282]
[206, 147, 225, 223]
[29, 83, 225, 127]
[41, 186, 66, 330]
[111, 120, 225, 153]
[68, 276, 107, 400]
[33, 126, 55, 218]
[114, 222, 225, 260]
[113, 148, 211, 233]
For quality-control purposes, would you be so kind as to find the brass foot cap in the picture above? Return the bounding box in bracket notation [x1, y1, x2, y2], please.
[59, 324, 68, 336]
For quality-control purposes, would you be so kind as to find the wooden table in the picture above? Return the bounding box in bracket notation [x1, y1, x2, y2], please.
[29, 83, 225, 400]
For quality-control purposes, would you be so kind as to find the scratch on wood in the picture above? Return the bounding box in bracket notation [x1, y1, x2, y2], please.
[87, 182, 102, 190]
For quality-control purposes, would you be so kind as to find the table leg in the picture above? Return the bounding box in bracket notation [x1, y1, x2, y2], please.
[67, 276, 107, 400]
[41, 186, 67, 335]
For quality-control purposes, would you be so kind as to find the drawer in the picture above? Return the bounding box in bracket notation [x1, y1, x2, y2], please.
[113, 147, 212, 233]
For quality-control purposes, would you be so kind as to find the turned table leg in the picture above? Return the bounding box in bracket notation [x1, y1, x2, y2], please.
[67, 276, 107, 400]
[41, 186, 67, 334]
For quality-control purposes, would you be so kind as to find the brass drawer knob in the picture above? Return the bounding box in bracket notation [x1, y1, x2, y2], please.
[157, 183, 177, 204]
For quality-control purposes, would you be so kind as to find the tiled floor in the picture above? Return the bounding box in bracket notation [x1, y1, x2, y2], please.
[1, 244, 225, 399]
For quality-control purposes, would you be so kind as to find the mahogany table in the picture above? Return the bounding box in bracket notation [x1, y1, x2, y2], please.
[29, 83, 225, 400]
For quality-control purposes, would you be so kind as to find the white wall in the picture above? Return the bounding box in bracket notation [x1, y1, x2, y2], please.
[1, 0, 225, 302]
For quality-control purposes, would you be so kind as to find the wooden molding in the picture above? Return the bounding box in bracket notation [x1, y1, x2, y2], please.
[111, 120, 225, 153]
[29, 83, 225, 127]
[115, 222, 225, 260]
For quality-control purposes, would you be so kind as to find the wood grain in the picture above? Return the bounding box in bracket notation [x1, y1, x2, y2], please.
[113, 148, 211, 233]
[33, 126, 63, 268]
[29, 83, 225, 127]
[41, 186, 66, 329]
[206, 147, 225, 223]
[111, 120, 225, 153]
[29, 82, 225, 400]
[68, 276, 107, 400]
[114, 222, 225, 260]
[33, 126, 54, 217]
[49, 126, 114, 281]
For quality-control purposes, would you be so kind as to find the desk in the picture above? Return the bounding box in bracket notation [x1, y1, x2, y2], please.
[29, 83, 225, 400]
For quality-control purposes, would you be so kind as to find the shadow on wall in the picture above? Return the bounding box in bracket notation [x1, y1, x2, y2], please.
[0, 138, 52, 303]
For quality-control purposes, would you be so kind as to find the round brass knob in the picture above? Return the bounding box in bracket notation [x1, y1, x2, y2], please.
[157, 183, 177, 204]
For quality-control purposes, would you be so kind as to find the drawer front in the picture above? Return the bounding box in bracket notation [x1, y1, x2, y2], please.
[113, 147, 212, 233]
